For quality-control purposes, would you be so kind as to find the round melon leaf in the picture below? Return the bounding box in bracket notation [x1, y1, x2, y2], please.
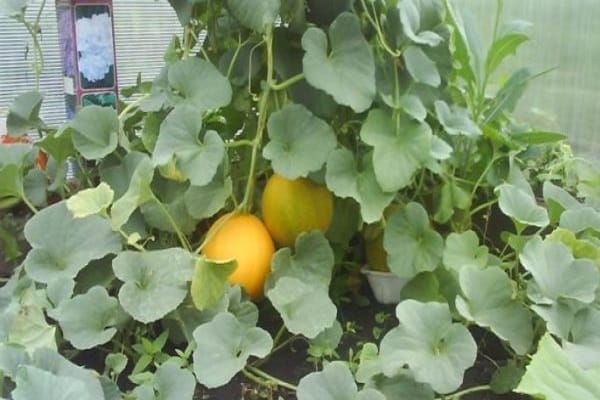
[302, 12, 376, 112]
[70, 105, 119, 160]
[153, 104, 225, 186]
[297, 361, 385, 400]
[263, 104, 337, 179]
[456, 266, 533, 355]
[403, 46, 441, 87]
[496, 183, 549, 227]
[113, 249, 196, 323]
[442, 230, 488, 273]
[12, 366, 89, 400]
[167, 57, 232, 111]
[190, 257, 237, 311]
[66, 182, 114, 219]
[109, 153, 155, 230]
[325, 148, 394, 223]
[384, 202, 444, 278]
[227, 0, 280, 32]
[379, 300, 477, 394]
[192, 312, 272, 388]
[266, 231, 336, 339]
[153, 360, 196, 400]
[520, 237, 599, 304]
[48, 286, 123, 350]
[23, 202, 122, 284]
[360, 109, 432, 192]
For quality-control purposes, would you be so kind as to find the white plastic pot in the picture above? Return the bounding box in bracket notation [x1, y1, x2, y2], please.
[361, 267, 410, 304]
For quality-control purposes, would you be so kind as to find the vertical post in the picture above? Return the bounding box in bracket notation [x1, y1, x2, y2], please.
[55, 0, 118, 118]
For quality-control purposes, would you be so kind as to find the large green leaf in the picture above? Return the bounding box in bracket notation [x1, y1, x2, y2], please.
[0, 344, 29, 380]
[109, 153, 155, 230]
[560, 207, 600, 233]
[17, 348, 105, 399]
[369, 374, 435, 400]
[325, 148, 394, 223]
[167, 57, 232, 111]
[485, 21, 530, 75]
[66, 182, 114, 218]
[520, 237, 599, 304]
[302, 12, 376, 112]
[23, 202, 121, 283]
[2, 284, 57, 352]
[227, 0, 280, 32]
[153, 104, 225, 186]
[297, 361, 385, 400]
[516, 333, 600, 400]
[442, 230, 488, 273]
[192, 312, 272, 388]
[184, 174, 232, 220]
[384, 202, 444, 278]
[496, 183, 549, 227]
[152, 360, 196, 400]
[263, 104, 337, 179]
[360, 109, 431, 192]
[0, 164, 24, 204]
[265, 231, 336, 339]
[531, 301, 580, 341]
[433, 179, 471, 223]
[379, 300, 477, 394]
[543, 181, 582, 224]
[456, 266, 533, 355]
[563, 308, 600, 369]
[70, 106, 119, 160]
[190, 257, 237, 311]
[403, 46, 441, 87]
[434, 100, 481, 137]
[12, 366, 90, 400]
[445, 1, 484, 87]
[6, 90, 44, 136]
[112, 249, 195, 323]
[141, 190, 198, 235]
[48, 286, 123, 350]
[397, 0, 443, 47]
[23, 170, 46, 207]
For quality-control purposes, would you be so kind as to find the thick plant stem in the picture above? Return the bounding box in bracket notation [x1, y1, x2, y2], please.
[245, 366, 298, 392]
[239, 28, 274, 214]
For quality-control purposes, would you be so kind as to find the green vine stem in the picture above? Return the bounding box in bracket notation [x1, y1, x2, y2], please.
[151, 194, 191, 251]
[239, 27, 275, 214]
[244, 365, 298, 392]
[270, 72, 305, 91]
[435, 384, 491, 400]
[21, 195, 39, 214]
[16, 0, 47, 90]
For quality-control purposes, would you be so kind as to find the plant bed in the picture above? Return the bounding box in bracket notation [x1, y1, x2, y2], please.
[1, 1, 600, 400]
[196, 282, 530, 400]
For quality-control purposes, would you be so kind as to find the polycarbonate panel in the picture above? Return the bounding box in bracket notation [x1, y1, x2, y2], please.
[0, 0, 180, 127]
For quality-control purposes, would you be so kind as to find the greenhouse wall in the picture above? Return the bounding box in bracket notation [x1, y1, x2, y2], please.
[0, 0, 180, 125]
[455, 0, 600, 161]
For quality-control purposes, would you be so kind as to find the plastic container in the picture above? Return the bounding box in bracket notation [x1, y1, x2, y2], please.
[361, 267, 410, 304]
